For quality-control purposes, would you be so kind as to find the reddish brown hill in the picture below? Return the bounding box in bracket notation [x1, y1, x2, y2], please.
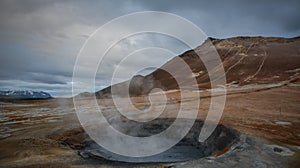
[95, 36, 300, 98]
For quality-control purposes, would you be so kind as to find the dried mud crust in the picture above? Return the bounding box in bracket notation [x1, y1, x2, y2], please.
[51, 119, 240, 163]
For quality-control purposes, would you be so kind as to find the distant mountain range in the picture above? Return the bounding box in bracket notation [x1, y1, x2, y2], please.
[78, 36, 300, 99]
[0, 90, 52, 100]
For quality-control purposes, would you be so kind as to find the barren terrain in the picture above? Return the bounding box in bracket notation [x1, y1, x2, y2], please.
[0, 84, 299, 167]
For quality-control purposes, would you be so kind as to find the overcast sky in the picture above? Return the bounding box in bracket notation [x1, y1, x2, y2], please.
[0, 0, 299, 97]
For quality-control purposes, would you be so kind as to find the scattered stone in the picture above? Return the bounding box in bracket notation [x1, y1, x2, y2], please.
[0, 133, 11, 139]
[275, 121, 291, 126]
[253, 160, 267, 168]
[266, 145, 295, 156]
[273, 147, 283, 153]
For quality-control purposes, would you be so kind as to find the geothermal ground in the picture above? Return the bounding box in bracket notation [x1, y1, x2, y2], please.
[0, 84, 300, 167]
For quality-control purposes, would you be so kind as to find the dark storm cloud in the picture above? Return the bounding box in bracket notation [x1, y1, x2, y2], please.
[0, 0, 299, 96]
[0, 72, 68, 85]
[133, 0, 300, 37]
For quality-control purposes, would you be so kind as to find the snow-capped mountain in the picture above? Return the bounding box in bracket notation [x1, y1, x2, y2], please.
[0, 90, 52, 100]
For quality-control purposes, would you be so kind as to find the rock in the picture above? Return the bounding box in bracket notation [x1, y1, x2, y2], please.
[266, 145, 295, 156]
[275, 121, 292, 126]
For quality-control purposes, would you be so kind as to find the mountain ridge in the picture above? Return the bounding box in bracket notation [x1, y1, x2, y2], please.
[76, 36, 300, 99]
[0, 90, 52, 100]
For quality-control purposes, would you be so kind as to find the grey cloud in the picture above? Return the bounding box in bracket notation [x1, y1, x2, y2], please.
[133, 0, 300, 37]
[0, 0, 299, 97]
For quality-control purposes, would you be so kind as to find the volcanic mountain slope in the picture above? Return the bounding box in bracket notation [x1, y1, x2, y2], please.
[94, 36, 300, 98]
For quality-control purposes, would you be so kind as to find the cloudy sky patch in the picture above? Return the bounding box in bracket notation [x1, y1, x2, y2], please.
[0, 0, 299, 97]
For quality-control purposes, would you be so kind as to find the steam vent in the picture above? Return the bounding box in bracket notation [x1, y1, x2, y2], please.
[64, 119, 240, 163]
